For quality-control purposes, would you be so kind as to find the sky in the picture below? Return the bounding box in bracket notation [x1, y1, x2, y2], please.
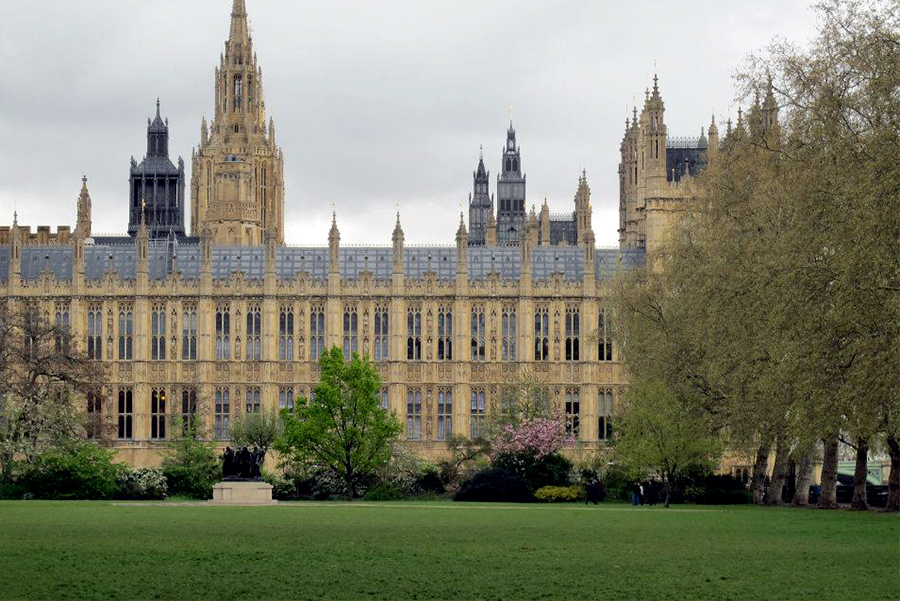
[0, 0, 819, 247]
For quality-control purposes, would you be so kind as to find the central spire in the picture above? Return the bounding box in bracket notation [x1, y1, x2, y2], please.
[230, 0, 249, 44]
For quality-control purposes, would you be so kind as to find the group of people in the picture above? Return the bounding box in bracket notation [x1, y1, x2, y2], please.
[631, 481, 661, 506]
[222, 446, 266, 481]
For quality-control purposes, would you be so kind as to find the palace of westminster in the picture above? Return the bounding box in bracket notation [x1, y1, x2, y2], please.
[0, 1, 775, 465]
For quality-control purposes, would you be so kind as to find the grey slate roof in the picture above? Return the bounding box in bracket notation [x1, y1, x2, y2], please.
[6, 240, 645, 284]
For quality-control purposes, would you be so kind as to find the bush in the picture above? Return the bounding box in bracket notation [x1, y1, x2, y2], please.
[604, 464, 632, 502]
[363, 483, 405, 501]
[117, 467, 168, 500]
[535, 485, 584, 502]
[493, 451, 573, 491]
[454, 468, 534, 503]
[21, 442, 123, 500]
[162, 435, 220, 499]
[416, 464, 445, 495]
[262, 470, 297, 501]
[682, 473, 752, 505]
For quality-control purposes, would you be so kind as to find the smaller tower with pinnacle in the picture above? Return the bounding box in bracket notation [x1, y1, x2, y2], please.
[468, 146, 493, 246]
[497, 121, 526, 245]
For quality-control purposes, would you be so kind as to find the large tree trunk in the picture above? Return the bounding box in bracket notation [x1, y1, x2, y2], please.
[818, 433, 839, 509]
[886, 435, 899, 513]
[663, 474, 673, 508]
[765, 438, 791, 506]
[791, 447, 814, 507]
[751, 443, 770, 505]
[851, 437, 869, 511]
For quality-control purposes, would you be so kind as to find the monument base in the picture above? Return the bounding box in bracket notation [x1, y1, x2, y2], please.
[211, 480, 276, 505]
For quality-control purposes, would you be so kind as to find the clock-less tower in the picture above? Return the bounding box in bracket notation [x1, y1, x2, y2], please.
[190, 0, 285, 245]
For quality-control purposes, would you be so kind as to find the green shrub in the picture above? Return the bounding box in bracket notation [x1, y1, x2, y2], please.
[535, 485, 584, 502]
[21, 442, 123, 500]
[454, 468, 534, 503]
[416, 464, 445, 494]
[117, 467, 168, 500]
[161, 435, 220, 499]
[363, 483, 405, 501]
[604, 464, 632, 501]
[493, 451, 573, 491]
[262, 470, 297, 501]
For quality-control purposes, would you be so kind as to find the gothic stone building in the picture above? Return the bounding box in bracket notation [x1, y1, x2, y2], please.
[3, 0, 746, 468]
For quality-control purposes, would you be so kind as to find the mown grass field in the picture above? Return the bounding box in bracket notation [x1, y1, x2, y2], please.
[0, 501, 897, 601]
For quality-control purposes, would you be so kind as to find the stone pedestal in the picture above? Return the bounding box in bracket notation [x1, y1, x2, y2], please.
[211, 480, 276, 505]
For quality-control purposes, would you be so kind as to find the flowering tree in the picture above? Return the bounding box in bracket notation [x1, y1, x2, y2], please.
[490, 418, 573, 461]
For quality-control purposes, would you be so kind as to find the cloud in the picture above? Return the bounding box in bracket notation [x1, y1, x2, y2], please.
[0, 0, 817, 246]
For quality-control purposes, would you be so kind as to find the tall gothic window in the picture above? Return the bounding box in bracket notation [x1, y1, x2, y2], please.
[380, 388, 389, 411]
[310, 305, 325, 361]
[215, 388, 231, 439]
[118, 305, 133, 361]
[470, 388, 486, 438]
[406, 388, 422, 441]
[216, 305, 231, 360]
[279, 387, 295, 412]
[233, 76, 243, 110]
[565, 306, 580, 362]
[246, 304, 261, 360]
[182, 305, 197, 360]
[565, 388, 580, 437]
[437, 388, 452, 441]
[406, 308, 421, 361]
[280, 305, 294, 361]
[151, 388, 167, 440]
[87, 304, 102, 360]
[502, 307, 516, 361]
[598, 389, 614, 441]
[22, 305, 38, 362]
[54, 303, 70, 354]
[343, 306, 358, 360]
[598, 309, 613, 362]
[87, 392, 103, 439]
[374, 306, 389, 361]
[534, 307, 549, 361]
[245, 387, 261, 413]
[151, 304, 166, 361]
[470, 306, 486, 362]
[437, 307, 452, 361]
[117, 388, 133, 440]
[181, 388, 197, 435]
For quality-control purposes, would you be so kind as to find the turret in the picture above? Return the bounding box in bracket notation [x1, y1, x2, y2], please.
[497, 120, 526, 245]
[708, 114, 719, 154]
[574, 170, 593, 245]
[456, 213, 468, 274]
[9, 212, 21, 283]
[75, 176, 92, 238]
[468, 146, 492, 246]
[328, 213, 340, 275]
[392, 213, 404, 276]
[640, 74, 667, 186]
[539, 199, 550, 246]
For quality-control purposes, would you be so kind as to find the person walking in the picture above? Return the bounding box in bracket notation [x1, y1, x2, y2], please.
[639, 482, 645, 506]
[631, 482, 641, 506]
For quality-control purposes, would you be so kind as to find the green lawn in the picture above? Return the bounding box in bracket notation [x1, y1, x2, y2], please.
[0, 501, 897, 601]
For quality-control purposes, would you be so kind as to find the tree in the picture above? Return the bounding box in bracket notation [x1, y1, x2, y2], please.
[0, 304, 104, 480]
[161, 417, 220, 499]
[230, 409, 282, 453]
[275, 347, 401, 499]
[614, 379, 721, 507]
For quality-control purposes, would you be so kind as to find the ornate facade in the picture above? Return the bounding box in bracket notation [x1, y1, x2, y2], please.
[618, 75, 778, 253]
[1, 0, 660, 467]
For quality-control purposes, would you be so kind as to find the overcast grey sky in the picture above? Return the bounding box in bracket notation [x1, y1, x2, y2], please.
[0, 0, 818, 246]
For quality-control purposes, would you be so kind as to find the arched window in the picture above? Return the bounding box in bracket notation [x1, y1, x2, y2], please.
[513, 159, 519, 172]
[506, 158, 512, 172]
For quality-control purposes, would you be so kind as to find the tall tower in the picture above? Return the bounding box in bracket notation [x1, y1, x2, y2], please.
[467, 147, 493, 246]
[191, 0, 285, 245]
[497, 121, 526, 245]
[641, 75, 667, 190]
[129, 100, 186, 238]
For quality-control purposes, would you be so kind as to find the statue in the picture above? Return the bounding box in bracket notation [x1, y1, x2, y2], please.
[222, 446, 236, 479]
[221, 445, 265, 481]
